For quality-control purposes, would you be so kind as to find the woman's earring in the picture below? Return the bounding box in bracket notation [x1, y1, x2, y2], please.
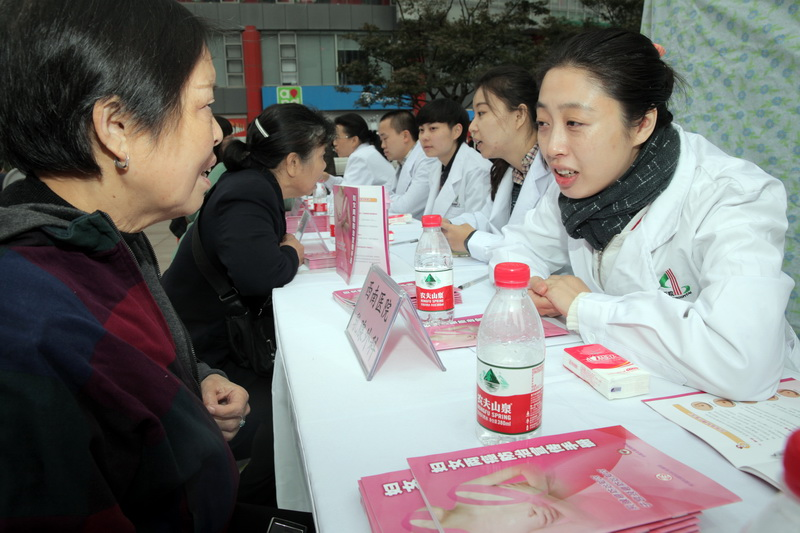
[114, 154, 129, 170]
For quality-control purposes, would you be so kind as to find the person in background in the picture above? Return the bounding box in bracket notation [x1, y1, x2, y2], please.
[418, 98, 491, 221]
[378, 109, 438, 218]
[442, 66, 551, 262]
[169, 114, 235, 239]
[0, 0, 248, 530]
[325, 112, 396, 190]
[162, 103, 333, 520]
[491, 28, 799, 400]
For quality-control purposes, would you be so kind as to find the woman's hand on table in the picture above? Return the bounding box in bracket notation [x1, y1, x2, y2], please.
[528, 275, 591, 318]
[282, 233, 305, 264]
[441, 220, 475, 253]
[201, 373, 251, 441]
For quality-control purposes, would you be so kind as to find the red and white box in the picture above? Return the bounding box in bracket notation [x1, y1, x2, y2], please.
[563, 344, 650, 400]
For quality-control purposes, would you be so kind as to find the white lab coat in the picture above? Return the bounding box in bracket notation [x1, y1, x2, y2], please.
[423, 143, 491, 220]
[328, 143, 396, 190]
[449, 150, 551, 262]
[491, 124, 800, 400]
[389, 142, 439, 218]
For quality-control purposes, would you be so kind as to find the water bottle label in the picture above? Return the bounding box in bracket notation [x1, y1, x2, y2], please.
[314, 202, 327, 213]
[476, 361, 544, 435]
[415, 269, 454, 311]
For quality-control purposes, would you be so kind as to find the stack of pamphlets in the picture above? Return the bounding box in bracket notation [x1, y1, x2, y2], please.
[304, 251, 337, 269]
[358, 425, 739, 532]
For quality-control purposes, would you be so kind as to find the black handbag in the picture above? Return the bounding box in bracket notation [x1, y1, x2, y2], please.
[191, 221, 276, 377]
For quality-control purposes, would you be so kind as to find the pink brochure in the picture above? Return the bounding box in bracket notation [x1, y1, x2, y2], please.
[425, 315, 569, 351]
[334, 282, 462, 311]
[406, 425, 739, 533]
[359, 469, 433, 533]
[333, 184, 389, 283]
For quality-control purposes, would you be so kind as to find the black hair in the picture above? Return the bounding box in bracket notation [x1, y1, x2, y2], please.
[215, 116, 234, 139]
[0, 0, 209, 177]
[537, 28, 681, 131]
[213, 116, 233, 159]
[379, 110, 419, 142]
[334, 113, 382, 151]
[416, 99, 470, 145]
[224, 103, 334, 172]
[474, 66, 539, 200]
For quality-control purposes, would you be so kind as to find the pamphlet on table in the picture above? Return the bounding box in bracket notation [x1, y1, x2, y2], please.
[333, 184, 390, 283]
[644, 377, 800, 488]
[359, 425, 738, 532]
[333, 281, 463, 311]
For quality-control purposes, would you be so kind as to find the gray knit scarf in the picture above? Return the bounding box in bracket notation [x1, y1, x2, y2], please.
[558, 125, 680, 251]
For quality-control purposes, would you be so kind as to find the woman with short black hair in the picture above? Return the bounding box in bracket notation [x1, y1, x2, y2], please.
[0, 0, 243, 529]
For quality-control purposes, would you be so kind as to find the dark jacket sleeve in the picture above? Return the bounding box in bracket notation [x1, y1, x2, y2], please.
[202, 171, 299, 298]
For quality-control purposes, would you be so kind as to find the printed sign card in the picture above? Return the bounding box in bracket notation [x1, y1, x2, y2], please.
[345, 265, 445, 381]
[333, 184, 390, 284]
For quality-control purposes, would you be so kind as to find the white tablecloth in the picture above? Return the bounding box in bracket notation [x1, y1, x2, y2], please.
[272, 221, 785, 532]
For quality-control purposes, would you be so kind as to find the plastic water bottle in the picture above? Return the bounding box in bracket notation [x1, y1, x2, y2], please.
[742, 429, 800, 531]
[414, 214, 454, 324]
[313, 181, 328, 215]
[476, 262, 545, 445]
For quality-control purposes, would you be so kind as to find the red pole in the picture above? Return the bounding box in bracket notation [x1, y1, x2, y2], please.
[242, 25, 263, 125]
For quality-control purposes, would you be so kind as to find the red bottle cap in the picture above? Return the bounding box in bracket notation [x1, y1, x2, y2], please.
[784, 429, 800, 497]
[422, 214, 442, 228]
[494, 262, 531, 289]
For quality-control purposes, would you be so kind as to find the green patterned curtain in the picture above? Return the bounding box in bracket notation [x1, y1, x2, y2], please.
[642, 0, 800, 332]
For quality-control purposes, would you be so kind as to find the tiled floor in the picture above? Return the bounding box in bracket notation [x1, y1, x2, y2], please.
[143, 220, 181, 272]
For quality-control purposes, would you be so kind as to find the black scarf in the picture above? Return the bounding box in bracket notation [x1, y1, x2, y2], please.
[559, 125, 680, 251]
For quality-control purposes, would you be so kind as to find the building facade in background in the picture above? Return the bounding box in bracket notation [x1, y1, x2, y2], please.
[179, 0, 591, 131]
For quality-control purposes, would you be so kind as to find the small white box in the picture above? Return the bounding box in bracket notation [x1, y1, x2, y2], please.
[563, 344, 650, 400]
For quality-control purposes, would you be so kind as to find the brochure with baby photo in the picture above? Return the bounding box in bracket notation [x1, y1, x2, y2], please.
[405, 425, 738, 533]
[643, 377, 800, 489]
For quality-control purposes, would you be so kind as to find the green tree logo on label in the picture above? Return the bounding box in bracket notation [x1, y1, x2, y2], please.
[481, 368, 507, 392]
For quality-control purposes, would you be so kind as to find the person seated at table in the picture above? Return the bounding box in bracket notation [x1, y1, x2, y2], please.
[490, 28, 800, 401]
[419, 98, 492, 221]
[0, 0, 250, 529]
[325, 112, 396, 190]
[441, 66, 552, 262]
[162, 103, 334, 511]
[378, 109, 439, 218]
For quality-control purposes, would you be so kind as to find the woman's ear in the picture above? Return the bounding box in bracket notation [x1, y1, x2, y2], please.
[450, 123, 463, 142]
[285, 152, 301, 177]
[515, 104, 529, 130]
[633, 108, 658, 146]
[93, 97, 131, 167]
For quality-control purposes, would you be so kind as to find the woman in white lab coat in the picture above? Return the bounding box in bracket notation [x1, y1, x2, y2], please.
[328, 112, 395, 189]
[442, 66, 552, 262]
[418, 98, 491, 221]
[491, 28, 799, 400]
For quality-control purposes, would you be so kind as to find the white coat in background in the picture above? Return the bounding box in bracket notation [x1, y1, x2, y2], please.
[389, 142, 439, 218]
[423, 143, 492, 220]
[490, 125, 800, 400]
[449, 150, 551, 262]
[327, 143, 396, 190]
